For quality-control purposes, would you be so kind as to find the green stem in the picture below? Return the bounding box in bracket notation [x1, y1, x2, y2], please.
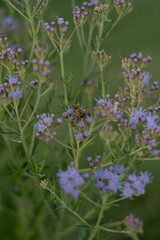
[59, 45, 68, 105]
[132, 234, 139, 240]
[98, 225, 126, 234]
[79, 161, 112, 173]
[88, 195, 107, 240]
[100, 64, 105, 98]
[23, 82, 42, 131]
[14, 101, 32, 167]
[5, 0, 29, 21]
[47, 188, 91, 228]
[29, 20, 41, 61]
[26, 2, 39, 49]
[75, 141, 80, 169]
[54, 138, 75, 151]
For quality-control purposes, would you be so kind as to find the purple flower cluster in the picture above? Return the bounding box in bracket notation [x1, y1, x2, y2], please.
[124, 214, 143, 236]
[44, 18, 69, 36]
[0, 75, 23, 102]
[62, 105, 93, 142]
[92, 50, 111, 66]
[122, 53, 158, 106]
[1, 16, 19, 35]
[35, 113, 63, 143]
[93, 165, 151, 198]
[114, 0, 132, 16]
[94, 95, 124, 121]
[57, 167, 85, 200]
[32, 59, 51, 80]
[93, 165, 125, 193]
[87, 155, 101, 168]
[142, 72, 152, 86]
[129, 107, 146, 130]
[121, 171, 152, 198]
[0, 37, 28, 73]
[72, 5, 88, 25]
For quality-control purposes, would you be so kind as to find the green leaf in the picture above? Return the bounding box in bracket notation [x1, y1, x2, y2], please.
[35, 159, 46, 173]
[72, 200, 81, 212]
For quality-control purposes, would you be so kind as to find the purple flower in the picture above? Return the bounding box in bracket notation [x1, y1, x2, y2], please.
[84, 130, 90, 138]
[35, 122, 47, 133]
[114, 110, 123, 120]
[57, 167, 84, 200]
[97, 99, 106, 107]
[7, 75, 18, 85]
[130, 107, 146, 129]
[94, 169, 104, 180]
[122, 183, 134, 198]
[95, 181, 105, 190]
[115, 165, 125, 175]
[57, 118, 63, 124]
[139, 171, 152, 185]
[42, 116, 53, 127]
[13, 89, 22, 99]
[76, 132, 83, 141]
[86, 116, 93, 124]
[145, 114, 158, 131]
[57, 17, 64, 25]
[108, 174, 120, 192]
[124, 214, 143, 236]
[142, 72, 152, 86]
[78, 121, 85, 128]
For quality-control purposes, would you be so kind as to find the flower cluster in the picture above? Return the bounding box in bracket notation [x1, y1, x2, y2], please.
[1, 16, 19, 36]
[87, 155, 101, 168]
[32, 59, 51, 81]
[93, 165, 125, 193]
[121, 171, 152, 198]
[92, 50, 111, 67]
[33, 0, 49, 18]
[124, 214, 143, 236]
[114, 0, 132, 16]
[35, 113, 63, 143]
[121, 52, 158, 107]
[72, 5, 88, 26]
[57, 166, 85, 200]
[94, 96, 124, 121]
[0, 75, 23, 104]
[0, 37, 28, 75]
[94, 4, 110, 22]
[44, 18, 69, 36]
[93, 165, 152, 198]
[62, 104, 93, 142]
[122, 52, 152, 71]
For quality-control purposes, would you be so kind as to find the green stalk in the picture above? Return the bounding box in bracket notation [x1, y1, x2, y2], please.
[26, 2, 39, 49]
[23, 82, 42, 131]
[59, 45, 68, 105]
[14, 101, 32, 167]
[100, 64, 105, 98]
[88, 195, 107, 240]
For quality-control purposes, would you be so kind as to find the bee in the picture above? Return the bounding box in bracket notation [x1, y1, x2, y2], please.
[72, 104, 86, 121]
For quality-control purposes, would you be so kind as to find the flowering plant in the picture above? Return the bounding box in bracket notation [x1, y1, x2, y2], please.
[0, 0, 159, 239]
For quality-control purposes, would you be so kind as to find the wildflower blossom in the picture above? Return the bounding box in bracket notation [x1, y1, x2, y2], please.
[142, 72, 152, 86]
[35, 113, 62, 143]
[63, 104, 93, 142]
[124, 214, 143, 236]
[57, 167, 85, 200]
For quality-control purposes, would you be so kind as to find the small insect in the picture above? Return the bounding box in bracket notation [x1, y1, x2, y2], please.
[72, 104, 86, 121]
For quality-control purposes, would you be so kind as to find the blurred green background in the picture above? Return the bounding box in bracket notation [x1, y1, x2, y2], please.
[0, 0, 160, 239]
